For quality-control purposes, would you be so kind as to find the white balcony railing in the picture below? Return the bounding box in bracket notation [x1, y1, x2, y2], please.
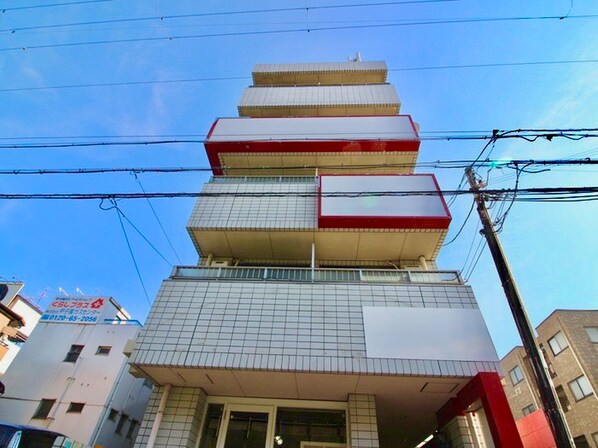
[171, 266, 463, 285]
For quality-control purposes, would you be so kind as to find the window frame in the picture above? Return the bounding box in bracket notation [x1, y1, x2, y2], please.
[522, 404, 536, 416]
[509, 365, 524, 385]
[568, 375, 594, 402]
[64, 344, 84, 363]
[115, 413, 129, 435]
[32, 399, 56, 419]
[585, 327, 598, 343]
[126, 419, 139, 439]
[95, 346, 112, 355]
[547, 331, 569, 356]
[108, 408, 119, 422]
[66, 402, 85, 413]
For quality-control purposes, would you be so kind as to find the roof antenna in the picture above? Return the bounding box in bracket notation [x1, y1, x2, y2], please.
[348, 51, 361, 62]
[58, 287, 69, 296]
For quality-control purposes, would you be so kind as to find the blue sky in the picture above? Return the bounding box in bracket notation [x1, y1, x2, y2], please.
[0, 0, 596, 357]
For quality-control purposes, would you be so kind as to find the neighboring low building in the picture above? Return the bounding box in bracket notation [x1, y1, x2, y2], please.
[0, 282, 43, 375]
[501, 309, 598, 447]
[0, 295, 153, 448]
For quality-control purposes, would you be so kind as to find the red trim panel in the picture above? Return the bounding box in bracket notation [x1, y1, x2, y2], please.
[437, 372, 524, 448]
[318, 173, 451, 230]
[205, 140, 420, 175]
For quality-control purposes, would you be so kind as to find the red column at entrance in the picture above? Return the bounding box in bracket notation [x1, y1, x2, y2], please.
[437, 372, 524, 448]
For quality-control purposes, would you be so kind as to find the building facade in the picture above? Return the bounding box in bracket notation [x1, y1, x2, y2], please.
[130, 60, 521, 448]
[0, 282, 43, 375]
[501, 309, 598, 447]
[0, 295, 153, 448]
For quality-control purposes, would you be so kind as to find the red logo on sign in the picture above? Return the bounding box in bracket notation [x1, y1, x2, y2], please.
[90, 299, 104, 309]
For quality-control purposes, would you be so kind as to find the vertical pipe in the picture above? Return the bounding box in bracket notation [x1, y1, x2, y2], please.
[206, 253, 214, 267]
[146, 383, 171, 448]
[311, 243, 315, 282]
[418, 255, 428, 270]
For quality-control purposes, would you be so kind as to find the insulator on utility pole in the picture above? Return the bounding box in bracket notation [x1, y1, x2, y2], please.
[465, 167, 574, 448]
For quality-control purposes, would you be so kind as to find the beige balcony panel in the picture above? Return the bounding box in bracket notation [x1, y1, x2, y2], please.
[252, 61, 388, 86]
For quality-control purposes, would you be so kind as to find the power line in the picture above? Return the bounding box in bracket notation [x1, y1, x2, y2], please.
[1, 186, 597, 201]
[1, 0, 112, 13]
[2, 14, 597, 52]
[105, 200, 152, 307]
[0, 0, 461, 33]
[2, 58, 597, 93]
[0, 129, 596, 148]
[0, 158, 595, 176]
[133, 174, 182, 264]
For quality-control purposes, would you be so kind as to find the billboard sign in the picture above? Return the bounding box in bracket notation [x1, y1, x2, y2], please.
[40, 296, 107, 324]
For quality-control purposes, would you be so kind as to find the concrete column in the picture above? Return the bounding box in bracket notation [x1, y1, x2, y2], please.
[418, 255, 428, 270]
[348, 394, 380, 448]
[134, 386, 207, 448]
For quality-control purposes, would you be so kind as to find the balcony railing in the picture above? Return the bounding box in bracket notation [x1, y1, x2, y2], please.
[171, 266, 463, 285]
[210, 176, 317, 184]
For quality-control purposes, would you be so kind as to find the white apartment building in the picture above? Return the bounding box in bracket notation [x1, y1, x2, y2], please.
[0, 295, 153, 448]
[129, 60, 523, 448]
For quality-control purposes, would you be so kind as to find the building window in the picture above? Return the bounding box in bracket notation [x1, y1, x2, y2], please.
[275, 408, 347, 447]
[108, 408, 119, 421]
[32, 399, 56, 419]
[573, 435, 589, 448]
[115, 413, 129, 435]
[509, 365, 524, 385]
[64, 344, 84, 363]
[126, 419, 139, 439]
[522, 404, 536, 416]
[67, 402, 85, 413]
[585, 327, 598, 343]
[568, 375, 593, 401]
[548, 331, 569, 356]
[554, 385, 570, 412]
[96, 346, 111, 355]
[198, 404, 224, 448]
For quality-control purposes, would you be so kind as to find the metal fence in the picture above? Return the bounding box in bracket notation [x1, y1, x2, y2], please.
[172, 266, 462, 285]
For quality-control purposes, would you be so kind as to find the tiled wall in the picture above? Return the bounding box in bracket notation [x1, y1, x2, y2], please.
[187, 182, 316, 230]
[131, 280, 500, 377]
[134, 386, 207, 448]
[441, 416, 475, 448]
[348, 394, 380, 448]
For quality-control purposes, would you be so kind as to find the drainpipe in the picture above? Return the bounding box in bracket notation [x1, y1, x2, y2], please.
[418, 255, 428, 270]
[206, 253, 214, 267]
[146, 384, 171, 448]
[311, 243, 316, 282]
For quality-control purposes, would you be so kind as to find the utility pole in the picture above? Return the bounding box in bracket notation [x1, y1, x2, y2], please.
[465, 167, 574, 448]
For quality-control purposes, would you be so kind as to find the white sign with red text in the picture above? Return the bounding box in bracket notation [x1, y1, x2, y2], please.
[40, 296, 107, 324]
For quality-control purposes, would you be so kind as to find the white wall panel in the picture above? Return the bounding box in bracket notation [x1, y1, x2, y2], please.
[208, 116, 417, 142]
[362, 307, 499, 362]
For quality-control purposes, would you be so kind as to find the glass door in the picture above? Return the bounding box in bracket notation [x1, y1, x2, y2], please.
[216, 404, 275, 448]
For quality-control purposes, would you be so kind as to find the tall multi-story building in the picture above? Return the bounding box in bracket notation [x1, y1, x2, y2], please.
[0, 295, 153, 448]
[129, 60, 522, 448]
[501, 309, 598, 447]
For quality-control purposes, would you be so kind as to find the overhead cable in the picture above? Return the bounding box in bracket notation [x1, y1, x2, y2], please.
[0, 0, 461, 33]
[0, 158, 595, 176]
[2, 59, 597, 93]
[1, 186, 597, 201]
[2, 14, 597, 52]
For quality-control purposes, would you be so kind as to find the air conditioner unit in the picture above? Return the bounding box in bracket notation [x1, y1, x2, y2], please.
[211, 261, 230, 267]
